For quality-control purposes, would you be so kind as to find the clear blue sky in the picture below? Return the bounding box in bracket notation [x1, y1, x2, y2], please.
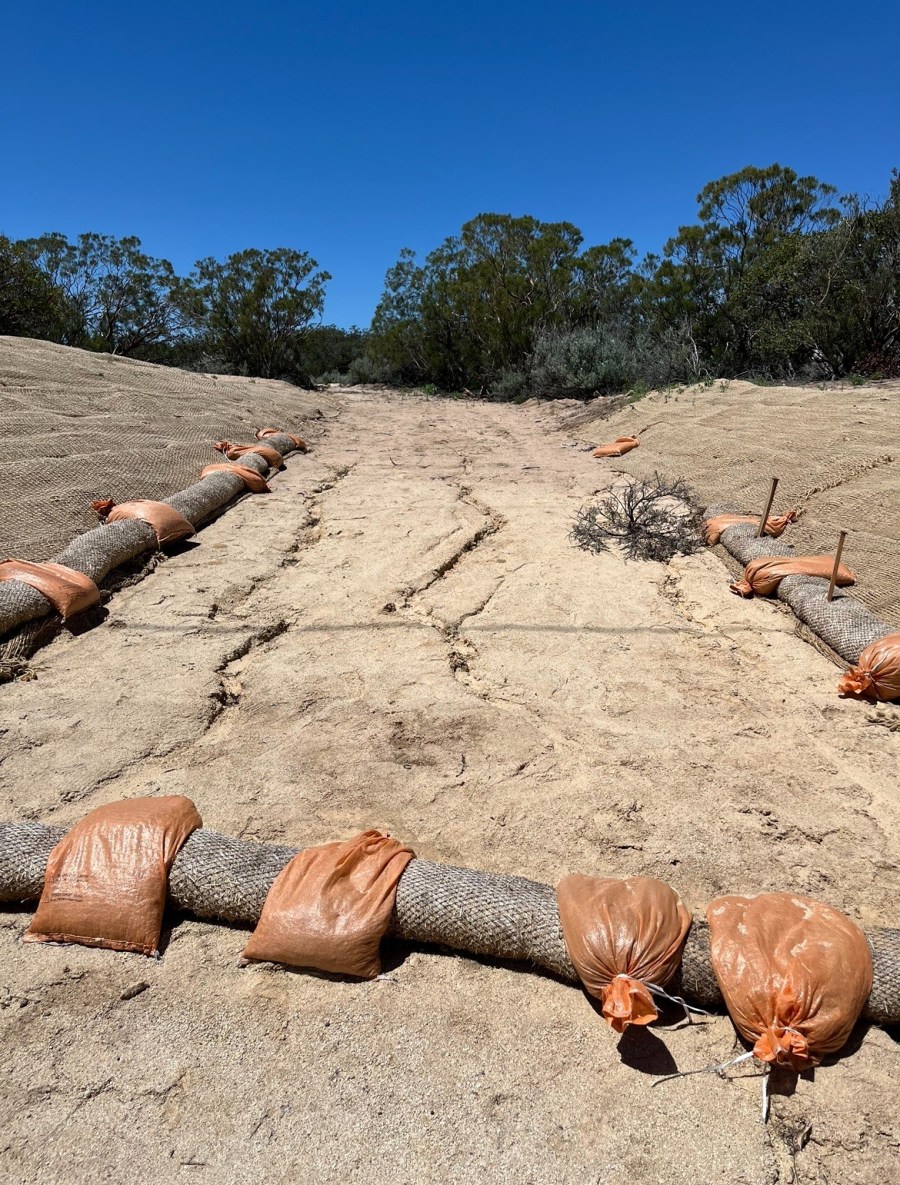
[3, 1, 898, 328]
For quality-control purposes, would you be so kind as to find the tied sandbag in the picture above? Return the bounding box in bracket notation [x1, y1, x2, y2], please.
[257, 427, 307, 451]
[0, 559, 100, 621]
[838, 631, 900, 702]
[592, 436, 640, 459]
[23, 796, 201, 957]
[556, 875, 692, 1032]
[730, 555, 856, 598]
[91, 499, 195, 547]
[199, 463, 270, 493]
[241, 830, 415, 978]
[707, 893, 872, 1071]
[213, 441, 284, 468]
[704, 511, 798, 546]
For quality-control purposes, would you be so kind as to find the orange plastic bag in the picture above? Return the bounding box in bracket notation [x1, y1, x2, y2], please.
[199, 463, 270, 493]
[0, 559, 100, 620]
[838, 631, 900, 702]
[592, 435, 640, 459]
[257, 427, 308, 451]
[730, 555, 855, 598]
[556, 875, 692, 1032]
[212, 441, 284, 468]
[241, 830, 415, 978]
[704, 511, 797, 546]
[91, 499, 195, 546]
[24, 796, 201, 956]
[706, 893, 872, 1071]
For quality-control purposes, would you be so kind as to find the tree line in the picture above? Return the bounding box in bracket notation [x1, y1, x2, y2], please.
[0, 233, 360, 385]
[2, 163, 898, 396]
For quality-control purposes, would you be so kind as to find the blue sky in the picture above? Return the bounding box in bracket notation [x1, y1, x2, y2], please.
[3, 1, 898, 327]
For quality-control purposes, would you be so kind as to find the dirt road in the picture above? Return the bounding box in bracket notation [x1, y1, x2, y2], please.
[1, 389, 897, 1184]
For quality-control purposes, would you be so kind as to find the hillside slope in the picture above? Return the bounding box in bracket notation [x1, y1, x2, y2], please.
[0, 336, 337, 560]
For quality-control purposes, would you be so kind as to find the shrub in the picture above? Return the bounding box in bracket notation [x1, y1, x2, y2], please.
[570, 473, 704, 562]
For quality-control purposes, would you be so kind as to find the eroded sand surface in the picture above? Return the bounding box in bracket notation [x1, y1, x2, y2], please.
[1, 388, 898, 1184]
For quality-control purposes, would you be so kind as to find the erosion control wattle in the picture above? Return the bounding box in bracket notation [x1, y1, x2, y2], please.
[702, 501, 893, 666]
[4, 809, 897, 1038]
[0, 428, 306, 674]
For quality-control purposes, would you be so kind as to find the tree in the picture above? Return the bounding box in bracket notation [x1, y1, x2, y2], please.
[0, 236, 70, 340]
[22, 232, 189, 356]
[187, 247, 330, 384]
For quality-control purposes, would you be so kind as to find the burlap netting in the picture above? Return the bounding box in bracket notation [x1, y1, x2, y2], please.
[593, 384, 900, 628]
[24, 797, 201, 956]
[0, 439, 299, 641]
[1, 822, 897, 1024]
[704, 503, 893, 664]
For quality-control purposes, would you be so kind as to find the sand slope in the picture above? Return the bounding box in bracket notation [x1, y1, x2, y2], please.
[0, 373, 898, 1183]
[558, 378, 900, 627]
[0, 336, 336, 561]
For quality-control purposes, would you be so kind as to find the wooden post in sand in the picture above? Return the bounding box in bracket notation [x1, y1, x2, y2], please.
[826, 531, 848, 602]
[756, 477, 779, 538]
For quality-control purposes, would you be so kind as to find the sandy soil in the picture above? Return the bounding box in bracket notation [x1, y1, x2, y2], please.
[1, 383, 898, 1184]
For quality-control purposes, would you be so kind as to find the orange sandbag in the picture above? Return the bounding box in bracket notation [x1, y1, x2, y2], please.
[592, 435, 640, 459]
[91, 498, 195, 546]
[257, 427, 308, 451]
[24, 796, 201, 956]
[707, 893, 872, 1071]
[212, 441, 284, 468]
[241, 830, 415, 978]
[199, 462, 270, 493]
[837, 631, 900, 701]
[704, 511, 798, 546]
[0, 559, 100, 620]
[556, 875, 692, 1032]
[730, 555, 855, 598]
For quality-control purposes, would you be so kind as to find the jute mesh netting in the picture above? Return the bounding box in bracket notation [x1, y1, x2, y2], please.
[569, 379, 900, 629]
[0, 336, 334, 561]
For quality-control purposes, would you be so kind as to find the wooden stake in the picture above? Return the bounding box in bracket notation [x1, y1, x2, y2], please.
[756, 477, 779, 537]
[826, 530, 848, 602]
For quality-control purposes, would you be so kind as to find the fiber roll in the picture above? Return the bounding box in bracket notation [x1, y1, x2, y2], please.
[1, 822, 897, 1024]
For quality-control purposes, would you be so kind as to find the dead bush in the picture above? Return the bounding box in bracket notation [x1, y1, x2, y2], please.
[570, 473, 704, 563]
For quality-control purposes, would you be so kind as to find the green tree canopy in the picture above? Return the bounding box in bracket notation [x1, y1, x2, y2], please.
[187, 247, 330, 383]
